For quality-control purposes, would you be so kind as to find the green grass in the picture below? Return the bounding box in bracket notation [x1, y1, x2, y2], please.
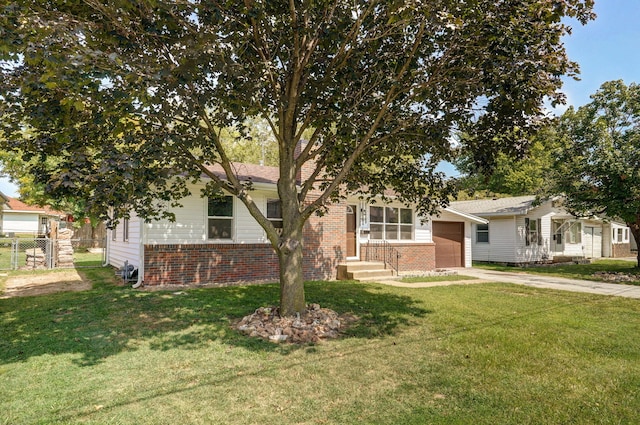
[475, 259, 640, 285]
[1, 270, 640, 424]
[400, 274, 478, 283]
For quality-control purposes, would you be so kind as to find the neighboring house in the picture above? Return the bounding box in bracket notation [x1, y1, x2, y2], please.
[107, 162, 486, 287]
[0, 192, 63, 236]
[449, 195, 633, 265]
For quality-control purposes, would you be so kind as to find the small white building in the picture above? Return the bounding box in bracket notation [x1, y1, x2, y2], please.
[0, 192, 63, 236]
[450, 196, 632, 264]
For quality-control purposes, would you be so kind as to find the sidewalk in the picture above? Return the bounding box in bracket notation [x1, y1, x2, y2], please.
[377, 268, 640, 299]
[452, 268, 640, 299]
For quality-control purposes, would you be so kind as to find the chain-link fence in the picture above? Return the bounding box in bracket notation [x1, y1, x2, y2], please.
[0, 237, 106, 270]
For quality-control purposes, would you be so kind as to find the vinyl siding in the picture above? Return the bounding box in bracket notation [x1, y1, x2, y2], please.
[144, 184, 278, 245]
[109, 214, 141, 269]
[472, 217, 517, 263]
[2, 212, 40, 234]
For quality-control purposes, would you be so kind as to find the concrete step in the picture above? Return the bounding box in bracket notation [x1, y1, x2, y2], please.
[347, 269, 395, 280]
[339, 261, 385, 271]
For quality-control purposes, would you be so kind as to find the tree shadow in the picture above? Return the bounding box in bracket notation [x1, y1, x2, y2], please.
[0, 280, 430, 366]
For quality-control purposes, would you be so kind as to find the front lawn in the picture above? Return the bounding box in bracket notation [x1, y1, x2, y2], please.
[474, 259, 640, 285]
[1, 269, 639, 424]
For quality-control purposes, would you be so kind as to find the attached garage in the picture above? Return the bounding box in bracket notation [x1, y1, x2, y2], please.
[433, 221, 464, 268]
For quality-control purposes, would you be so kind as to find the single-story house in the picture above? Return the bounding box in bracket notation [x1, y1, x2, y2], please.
[107, 162, 486, 287]
[449, 195, 633, 264]
[0, 192, 63, 236]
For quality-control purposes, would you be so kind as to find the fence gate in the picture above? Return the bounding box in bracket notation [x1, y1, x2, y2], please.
[0, 236, 106, 271]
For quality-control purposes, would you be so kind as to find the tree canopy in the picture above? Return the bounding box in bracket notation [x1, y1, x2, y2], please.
[0, 0, 594, 315]
[550, 80, 640, 265]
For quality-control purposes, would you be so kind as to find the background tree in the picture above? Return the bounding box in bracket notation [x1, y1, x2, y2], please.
[0, 1, 594, 316]
[454, 125, 559, 198]
[551, 80, 640, 266]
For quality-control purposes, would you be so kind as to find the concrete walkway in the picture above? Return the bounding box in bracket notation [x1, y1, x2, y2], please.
[376, 267, 640, 299]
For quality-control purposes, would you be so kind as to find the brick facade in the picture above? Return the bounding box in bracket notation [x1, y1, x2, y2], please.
[360, 242, 436, 274]
[611, 243, 632, 258]
[143, 203, 346, 286]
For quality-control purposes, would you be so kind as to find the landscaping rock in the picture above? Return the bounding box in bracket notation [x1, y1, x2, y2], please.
[593, 271, 640, 283]
[233, 304, 358, 344]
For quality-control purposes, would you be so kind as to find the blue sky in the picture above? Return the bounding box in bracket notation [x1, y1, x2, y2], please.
[1, 1, 638, 196]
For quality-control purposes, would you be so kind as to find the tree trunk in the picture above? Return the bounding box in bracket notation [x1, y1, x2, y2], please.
[629, 224, 640, 268]
[277, 237, 306, 317]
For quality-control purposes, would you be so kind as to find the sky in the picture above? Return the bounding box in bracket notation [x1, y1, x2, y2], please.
[1, 0, 638, 197]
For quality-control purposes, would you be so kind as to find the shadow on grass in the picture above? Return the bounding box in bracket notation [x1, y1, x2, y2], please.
[0, 279, 429, 366]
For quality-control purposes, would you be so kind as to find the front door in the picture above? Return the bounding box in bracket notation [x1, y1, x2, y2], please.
[346, 205, 357, 257]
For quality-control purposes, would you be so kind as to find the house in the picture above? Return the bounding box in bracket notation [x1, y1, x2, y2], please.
[0, 192, 63, 236]
[106, 162, 486, 287]
[449, 195, 633, 264]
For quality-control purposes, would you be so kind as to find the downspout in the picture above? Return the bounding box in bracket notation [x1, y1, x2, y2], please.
[102, 225, 110, 267]
[132, 218, 144, 289]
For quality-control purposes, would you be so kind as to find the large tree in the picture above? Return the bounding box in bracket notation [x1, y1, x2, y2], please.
[551, 80, 640, 267]
[454, 125, 560, 198]
[0, 1, 594, 315]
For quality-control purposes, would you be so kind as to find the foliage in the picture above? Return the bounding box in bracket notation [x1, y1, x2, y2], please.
[0, 1, 594, 314]
[454, 125, 559, 197]
[550, 80, 640, 265]
[2, 274, 640, 424]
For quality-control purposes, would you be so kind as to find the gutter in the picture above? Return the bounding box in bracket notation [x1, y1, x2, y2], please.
[132, 218, 144, 289]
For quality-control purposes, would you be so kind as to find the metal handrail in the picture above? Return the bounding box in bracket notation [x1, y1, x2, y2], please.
[365, 240, 400, 274]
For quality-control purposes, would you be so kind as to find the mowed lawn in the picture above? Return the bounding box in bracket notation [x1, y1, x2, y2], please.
[1, 268, 640, 424]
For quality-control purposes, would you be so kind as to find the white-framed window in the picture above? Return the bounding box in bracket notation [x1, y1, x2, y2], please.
[208, 196, 234, 240]
[625, 228, 629, 242]
[617, 228, 624, 243]
[566, 221, 582, 244]
[123, 218, 129, 242]
[525, 218, 542, 246]
[476, 223, 489, 243]
[370, 206, 413, 240]
[266, 198, 283, 233]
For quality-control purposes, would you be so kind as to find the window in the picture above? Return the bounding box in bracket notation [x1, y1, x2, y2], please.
[476, 223, 489, 243]
[617, 228, 623, 243]
[123, 218, 129, 242]
[566, 221, 581, 244]
[370, 206, 413, 240]
[625, 228, 629, 242]
[267, 199, 283, 233]
[208, 196, 233, 239]
[553, 220, 563, 245]
[525, 218, 542, 246]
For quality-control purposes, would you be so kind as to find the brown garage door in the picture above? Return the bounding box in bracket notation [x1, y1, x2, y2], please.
[433, 222, 464, 268]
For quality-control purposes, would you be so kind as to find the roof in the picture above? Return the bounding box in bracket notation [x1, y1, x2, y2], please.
[443, 207, 489, 224]
[203, 162, 280, 185]
[0, 192, 64, 216]
[449, 195, 538, 217]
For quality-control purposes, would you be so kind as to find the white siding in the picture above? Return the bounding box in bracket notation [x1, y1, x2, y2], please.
[414, 216, 432, 243]
[473, 217, 517, 263]
[108, 214, 142, 269]
[2, 212, 40, 234]
[144, 184, 278, 245]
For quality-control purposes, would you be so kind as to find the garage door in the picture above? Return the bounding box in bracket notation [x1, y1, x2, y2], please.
[433, 222, 464, 268]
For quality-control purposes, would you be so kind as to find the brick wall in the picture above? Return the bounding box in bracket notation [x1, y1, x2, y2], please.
[143, 243, 280, 286]
[360, 243, 436, 273]
[612, 243, 632, 258]
[143, 206, 346, 286]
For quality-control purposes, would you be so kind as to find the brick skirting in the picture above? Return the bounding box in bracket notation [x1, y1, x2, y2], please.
[612, 243, 632, 258]
[360, 243, 436, 273]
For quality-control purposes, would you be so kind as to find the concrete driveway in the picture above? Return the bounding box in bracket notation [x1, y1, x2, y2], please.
[457, 268, 640, 299]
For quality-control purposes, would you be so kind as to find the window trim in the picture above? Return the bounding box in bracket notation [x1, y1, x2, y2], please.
[123, 218, 129, 242]
[525, 218, 542, 246]
[369, 205, 414, 241]
[476, 223, 489, 243]
[266, 198, 283, 235]
[207, 195, 234, 240]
